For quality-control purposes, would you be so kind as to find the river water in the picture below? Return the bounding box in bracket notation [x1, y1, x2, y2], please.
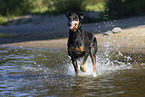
[0, 46, 145, 97]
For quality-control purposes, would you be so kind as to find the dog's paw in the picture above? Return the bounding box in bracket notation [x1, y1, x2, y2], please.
[80, 65, 86, 72]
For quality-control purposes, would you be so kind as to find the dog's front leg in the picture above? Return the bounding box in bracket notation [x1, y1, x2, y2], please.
[71, 58, 79, 76]
[80, 52, 89, 72]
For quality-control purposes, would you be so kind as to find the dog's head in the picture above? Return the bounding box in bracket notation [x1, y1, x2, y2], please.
[66, 11, 84, 32]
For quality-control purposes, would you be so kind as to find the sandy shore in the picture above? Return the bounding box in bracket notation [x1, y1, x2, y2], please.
[0, 14, 145, 54]
[2, 25, 145, 54]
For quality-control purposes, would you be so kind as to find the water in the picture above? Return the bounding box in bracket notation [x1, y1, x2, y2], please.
[0, 46, 145, 97]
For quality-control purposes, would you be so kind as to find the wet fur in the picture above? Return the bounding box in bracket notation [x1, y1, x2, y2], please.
[66, 11, 98, 76]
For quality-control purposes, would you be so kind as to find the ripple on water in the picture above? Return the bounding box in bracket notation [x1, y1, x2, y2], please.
[0, 46, 145, 96]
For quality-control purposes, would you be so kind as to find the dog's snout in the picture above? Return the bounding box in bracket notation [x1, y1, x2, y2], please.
[68, 20, 73, 26]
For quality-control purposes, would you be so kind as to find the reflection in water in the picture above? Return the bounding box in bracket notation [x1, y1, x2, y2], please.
[0, 46, 145, 96]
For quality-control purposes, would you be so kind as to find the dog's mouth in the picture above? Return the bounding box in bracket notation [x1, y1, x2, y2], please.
[69, 21, 79, 30]
[69, 25, 75, 30]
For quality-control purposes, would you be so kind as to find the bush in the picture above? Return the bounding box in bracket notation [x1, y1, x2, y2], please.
[0, 0, 33, 16]
[49, 0, 85, 14]
[0, 0, 106, 16]
[0, 0, 51, 16]
[104, 0, 145, 20]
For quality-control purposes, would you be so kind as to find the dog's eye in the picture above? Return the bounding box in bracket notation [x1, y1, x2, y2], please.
[68, 23, 71, 26]
[73, 17, 78, 20]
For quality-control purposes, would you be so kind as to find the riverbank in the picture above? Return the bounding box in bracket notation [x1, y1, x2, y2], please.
[0, 14, 145, 54]
[2, 25, 145, 54]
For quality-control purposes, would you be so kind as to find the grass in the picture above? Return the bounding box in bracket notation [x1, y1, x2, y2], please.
[0, 15, 33, 26]
[0, 15, 15, 26]
[0, 16, 8, 25]
[0, 33, 16, 38]
[0, 16, 6, 22]
[85, 2, 105, 12]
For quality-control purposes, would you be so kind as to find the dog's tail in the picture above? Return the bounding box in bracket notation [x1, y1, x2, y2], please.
[90, 37, 97, 47]
[90, 37, 98, 54]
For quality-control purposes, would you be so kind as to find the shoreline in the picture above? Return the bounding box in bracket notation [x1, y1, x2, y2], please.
[1, 26, 145, 54]
[0, 15, 145, 54]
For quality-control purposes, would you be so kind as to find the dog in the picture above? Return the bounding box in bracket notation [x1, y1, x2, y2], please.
[66, 11, 98, 76]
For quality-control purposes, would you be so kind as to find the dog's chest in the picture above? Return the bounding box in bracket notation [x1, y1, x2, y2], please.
[68, 33, 84, 47]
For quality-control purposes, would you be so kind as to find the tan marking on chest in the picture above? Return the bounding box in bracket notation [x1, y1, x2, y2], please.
[68, 46, 84, 56]
[75, 46, 84, 52]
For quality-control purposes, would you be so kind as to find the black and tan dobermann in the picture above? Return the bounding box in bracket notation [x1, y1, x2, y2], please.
[66, 11, 98, 76]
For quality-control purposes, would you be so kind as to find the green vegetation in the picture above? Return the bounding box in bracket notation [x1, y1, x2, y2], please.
[0, 0, 145, 25]
[48, 0, 85, 14]
[0, 16, 6, 25]
[85, 2, 105, 12]
[104, 0, 145, 20]
[0, 0, 105, 25]
[0, 0, 50, 16]
[0, 33, 16, 38]
[0, 0, 105, 16]
[0, 16, 14, 25]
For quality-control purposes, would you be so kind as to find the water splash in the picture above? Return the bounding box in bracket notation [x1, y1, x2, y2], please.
[66, 49, 133, 77]
[66, 57, 98, 77]
[66, 36, 133, 77]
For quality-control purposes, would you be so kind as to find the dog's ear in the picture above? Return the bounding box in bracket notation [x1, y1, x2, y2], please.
[77, 13, 85, 20]
[66, 11, 71, 18]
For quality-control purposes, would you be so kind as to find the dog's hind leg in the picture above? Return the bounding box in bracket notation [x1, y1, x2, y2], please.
[71, 58, 79, 76]
[90, 37, 97, 72]
[80, 52, 89, 72]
